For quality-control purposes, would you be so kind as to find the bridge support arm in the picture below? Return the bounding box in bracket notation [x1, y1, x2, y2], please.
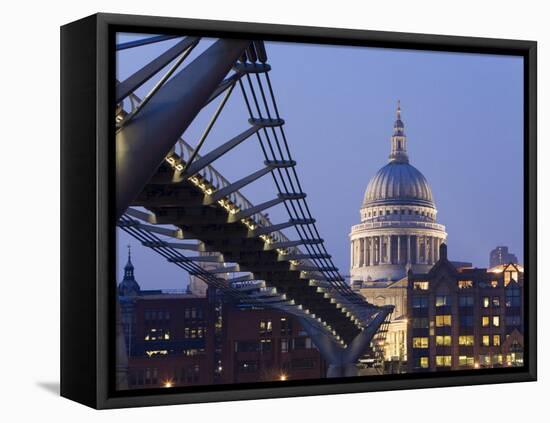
[116, 38, 250, 220]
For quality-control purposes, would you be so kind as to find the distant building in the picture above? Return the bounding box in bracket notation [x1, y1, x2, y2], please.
[407, 243, 524, 373]
[490, 246, 519, 268]
[350, 102, 447, 369]
[117, 248, 324, 388]
[221, 306, 325, 384]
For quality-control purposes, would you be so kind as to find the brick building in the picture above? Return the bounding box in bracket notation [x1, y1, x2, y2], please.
[407, 243, 524, 373]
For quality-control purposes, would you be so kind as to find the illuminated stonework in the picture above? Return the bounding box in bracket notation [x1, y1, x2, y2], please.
[350, 102, 448, 367]
[350, 101, 447, 283]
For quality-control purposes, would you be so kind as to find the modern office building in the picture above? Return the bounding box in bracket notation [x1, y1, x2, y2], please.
[407, 243, 524, 372]
[489, 246, 519, 268]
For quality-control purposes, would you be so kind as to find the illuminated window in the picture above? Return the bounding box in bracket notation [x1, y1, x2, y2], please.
[413, 281, 429, 290]
[435, 295, 452, 307]
[492, 297, 500, 307]
[459, 296, 473, 307]
[492, 354, 503, 365]
[482, 316, 490, 327]
[504, 270, 518, 286]
[435, 355, 452, 367]
[420, 357, 429, 368]
[259, 319, 273, 336]
[435, 315, 452, 327]
[412, 337, 429, 348]
[145, 350, 168, 357]
[482, 297, 490, 308]
[479, 354, 491, 367]
[490, 280, 499, 288]
[458, 335, 474, 346]
[482, 335, 490, 346]
[436, 335, 452, 346]
[459, 356, 475, 367]
[458, 280, 473, 289]
[493, 335, 501, 346]
[492, 316, 500, 327]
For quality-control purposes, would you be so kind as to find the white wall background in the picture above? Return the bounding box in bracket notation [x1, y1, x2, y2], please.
[0, 0, 546, 420]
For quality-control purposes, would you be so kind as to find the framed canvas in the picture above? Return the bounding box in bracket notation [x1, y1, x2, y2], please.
[60, 13, 537, 409]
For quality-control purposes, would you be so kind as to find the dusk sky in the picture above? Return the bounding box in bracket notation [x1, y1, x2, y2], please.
[116, 34, 524, 291]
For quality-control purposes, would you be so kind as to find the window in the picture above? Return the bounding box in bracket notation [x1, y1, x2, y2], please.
[490, 280, 499, 288]
[459, 296, 474, 307]
[412, 296, 428, 308]
[436, 335, 452, 346]
[259, 319, 273, 336]
[412, 337, 429, 348]
[482, 316, 490, 327]
[412, 317, 429, 329]
[435, 355, 452, 367]
[506, 315, 521, 326]
[435, 315, 452, 327]
[419, 357, 429, 369]
[291, 358, 315, 369]
[504, 270, 519, 286]
[235, 341, 259, 353]
[458, 280, 473, 289]
[460, 315, 473, 327]
[260, 339, 272, 352]
[493, 335, 501, 346]
[413, 281, 429, 290]
[505, 287, 521, 307]
[482, 297, 490, 308]
[144, 328, 170, 341]
[492, 354, 503, 366]
[458, 335, 474, 346]
[458, 356, 475, 367]
[492, 296, 500, 307]
[280, 317, 292, 336]
[435, 295, 452, 307]
[281, 338, 288, 353]
[492, 316, 500, 327]
[482, 335, 490, 346]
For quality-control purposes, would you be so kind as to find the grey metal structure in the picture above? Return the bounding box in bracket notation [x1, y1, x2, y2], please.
[115, 36, 393, 379]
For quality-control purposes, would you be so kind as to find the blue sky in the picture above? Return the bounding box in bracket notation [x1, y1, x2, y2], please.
[116, 34, 524, 290]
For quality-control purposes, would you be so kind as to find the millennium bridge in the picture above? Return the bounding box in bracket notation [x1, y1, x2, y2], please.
[115, 35, 393, 383]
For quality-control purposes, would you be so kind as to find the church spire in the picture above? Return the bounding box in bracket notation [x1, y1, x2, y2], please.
[119, 244, 140, 296]
[389, 100, 409, 163]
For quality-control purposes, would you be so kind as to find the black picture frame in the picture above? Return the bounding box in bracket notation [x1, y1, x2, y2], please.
[60, 12, 537, 409]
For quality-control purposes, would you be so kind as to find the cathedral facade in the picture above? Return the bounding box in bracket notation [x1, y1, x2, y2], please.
[350, 102, 447, 367]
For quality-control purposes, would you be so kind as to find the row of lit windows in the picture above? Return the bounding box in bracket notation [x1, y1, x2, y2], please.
[366, 208, 435, 219]
[413, 293, 519, 309]
[412, 279, 512, 291]
[144, 328, 170, 341]
[413, 335, 501, 348]
[416, 353, 523, 369]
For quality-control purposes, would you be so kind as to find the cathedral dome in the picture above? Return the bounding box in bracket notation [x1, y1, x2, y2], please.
[362, 100, 435, 209]
[363, 161, 434, 208]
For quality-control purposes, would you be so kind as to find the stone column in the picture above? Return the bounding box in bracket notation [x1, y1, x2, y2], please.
[416, 236, 420, 264]
[369, 237, 374, 266]
[406, 235, 411, 264]
[397, 235, 401, 265]
[379, 236, 383, 264]
[388, 235, 393, 264]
